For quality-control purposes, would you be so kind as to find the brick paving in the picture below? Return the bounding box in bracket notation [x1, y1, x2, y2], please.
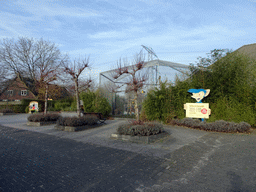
[135, 132, 256, 192]
[0, 114, 256, 191]
[0, 125, 166, 191]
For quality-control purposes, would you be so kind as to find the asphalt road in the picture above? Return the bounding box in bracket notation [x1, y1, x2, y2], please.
[0, 114, 256, 192]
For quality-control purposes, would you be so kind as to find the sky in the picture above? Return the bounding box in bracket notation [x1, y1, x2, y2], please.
[1, 0, 256, 96]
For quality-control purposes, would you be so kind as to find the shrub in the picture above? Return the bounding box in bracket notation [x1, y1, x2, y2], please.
[179, 118, 200, 128]
[127, 119, 145, 125]
[25, 106, 29, 113]
[0, 108, 14, 113]
[54, 102, 70, 111]
[93, 97, 111, 117]
[27, 113, 61, 122]
[56, 115, 99, 126]
[48, 106, 59, 112]
[117, 121, 164, 136]
[84, 114, 99, 125]
[79, 90, 111, 117]
[173, 118, 251, 133]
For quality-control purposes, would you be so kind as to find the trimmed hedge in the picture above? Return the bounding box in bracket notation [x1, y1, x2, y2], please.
[56, 115, 99, 126]
[171, 118, 251, 133]
[27, 113, 61, 122]
[0, 105, 27, 113]
[117, 120, 164, 136]
[0, 108, 14, 113]
[21, 99, 45, 112]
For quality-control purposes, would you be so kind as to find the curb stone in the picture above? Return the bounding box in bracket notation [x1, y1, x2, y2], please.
[111, 131, 170, 144]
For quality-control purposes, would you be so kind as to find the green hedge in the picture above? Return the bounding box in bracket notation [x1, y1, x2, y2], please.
[52, 96, 76, 112]
[80, 90, 111, 117]
[0, 104, 27, 113]
[21, 99, 45, 112]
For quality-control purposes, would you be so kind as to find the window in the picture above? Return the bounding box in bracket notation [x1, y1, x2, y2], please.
[21, 90, 27, 96]
[7, 90, 13, 96]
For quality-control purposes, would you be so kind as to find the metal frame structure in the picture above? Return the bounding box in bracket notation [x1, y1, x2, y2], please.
[98, 59, 207, 91]
[98, 46, 213, 115]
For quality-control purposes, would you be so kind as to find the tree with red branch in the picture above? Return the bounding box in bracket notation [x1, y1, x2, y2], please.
[61, 56, 93, 117]
[110, 53, 149, 120]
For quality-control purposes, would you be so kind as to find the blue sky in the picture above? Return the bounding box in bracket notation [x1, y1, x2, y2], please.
[1, 0, 256, 94]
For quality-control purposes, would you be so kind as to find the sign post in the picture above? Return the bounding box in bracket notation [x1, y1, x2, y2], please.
[29, 101, 39, 114]
[184, 89, 211, 122]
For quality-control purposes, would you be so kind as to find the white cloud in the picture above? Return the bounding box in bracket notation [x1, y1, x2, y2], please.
[89, 31, 123, 39]
[88, 27, 144, 39]
[14, 0, 102, 18]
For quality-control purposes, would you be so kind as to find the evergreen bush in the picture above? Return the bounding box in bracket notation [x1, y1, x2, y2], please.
[80, 90, 111, 117]
[0, 108, 14, 113]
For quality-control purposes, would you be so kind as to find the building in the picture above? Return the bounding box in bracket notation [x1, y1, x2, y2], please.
[0, 75, 71, 102]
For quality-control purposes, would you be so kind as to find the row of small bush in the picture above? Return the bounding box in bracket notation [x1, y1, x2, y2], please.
[0, 105, 27, 113]
[27, 113, 61, 122]
[56, 115, 98, 126]
[170, 118, 251, 133]
[117, 120, 164, 136]
[0, 108, 14, 113]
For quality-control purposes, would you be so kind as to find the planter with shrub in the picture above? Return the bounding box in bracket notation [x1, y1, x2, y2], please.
[27, 113, 61, 126]
[54, 115, 100, 132]
[0, 108, 16, 116]
[111, 119, 170, 144]
[169, 118, 252, 134]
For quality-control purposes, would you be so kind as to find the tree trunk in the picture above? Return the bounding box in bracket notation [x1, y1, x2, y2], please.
[128, 98, 132, 115]
[75, 78, 80, 117]
[134, 92, 139, 120]
[44, 84, 48, 114]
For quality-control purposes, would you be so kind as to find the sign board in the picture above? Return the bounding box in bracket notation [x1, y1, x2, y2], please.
[185, 103, 210, 119]
[29, 101, 39, 113]
[184, 89, 211, 122]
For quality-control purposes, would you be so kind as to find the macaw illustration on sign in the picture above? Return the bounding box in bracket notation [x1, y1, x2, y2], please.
[184, 89, 211, 122]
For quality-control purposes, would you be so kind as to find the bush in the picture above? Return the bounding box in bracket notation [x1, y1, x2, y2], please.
[0, 104, 27, 113]
[47, 106, 59, 112]
[27, 113, 61, 122]
[117, 120, 164, 136]
[56, 115, 99, 127]
[171, 118, 251, 133]
[25, 106, 29, 113]
[80, 90, 111, 117]
[54, 102, 70, 111]
[0, 108, 14, 113]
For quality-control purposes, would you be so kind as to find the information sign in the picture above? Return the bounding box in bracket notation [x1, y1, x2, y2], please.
[185, 103, 210, 119]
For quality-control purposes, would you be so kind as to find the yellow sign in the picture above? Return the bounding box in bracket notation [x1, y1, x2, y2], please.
[184, 103, 210, 119]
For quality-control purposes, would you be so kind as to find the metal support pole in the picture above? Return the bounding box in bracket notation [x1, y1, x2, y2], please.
[99, 74, 101, 89]
[156, 65, 157, 86]
[114, 92, 116, 115]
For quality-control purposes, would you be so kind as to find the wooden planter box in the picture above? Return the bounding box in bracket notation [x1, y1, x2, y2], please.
[111, 131, 170, 144]
[0, 113, 16, 116]
[27, 121, 57, 127]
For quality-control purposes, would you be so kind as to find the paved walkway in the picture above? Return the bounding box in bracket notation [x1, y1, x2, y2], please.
[0, 113, 256, 191]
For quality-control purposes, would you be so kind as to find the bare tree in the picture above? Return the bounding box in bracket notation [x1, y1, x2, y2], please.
[0, 62, 13, 93]
[124, 84, 145, 116]
[0, 37, 69, 112]
[35, 57, 68, 114]
[62, 56, 93, 117]
[110, 53, 149, 120]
